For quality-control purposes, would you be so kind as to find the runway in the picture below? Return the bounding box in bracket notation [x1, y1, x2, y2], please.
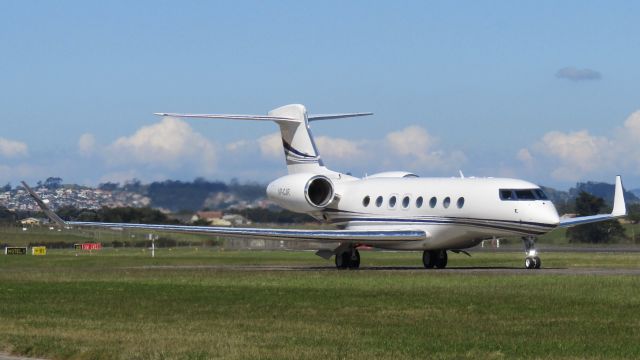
[128, 264, 640, 276]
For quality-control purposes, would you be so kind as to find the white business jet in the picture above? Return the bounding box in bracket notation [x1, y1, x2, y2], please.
[22, 104, 627, 269]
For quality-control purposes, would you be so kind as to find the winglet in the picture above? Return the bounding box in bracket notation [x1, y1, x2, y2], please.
[611, 175, 626, 217]
[20, 181, 67, 227]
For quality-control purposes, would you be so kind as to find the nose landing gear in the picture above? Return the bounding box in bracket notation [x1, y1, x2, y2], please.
[522, 236, 541, 269]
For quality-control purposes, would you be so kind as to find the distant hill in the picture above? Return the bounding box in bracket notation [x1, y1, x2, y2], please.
[147, 179, 228, 212]
[631, 188, 640, 198]
[569, 181, 639, 206]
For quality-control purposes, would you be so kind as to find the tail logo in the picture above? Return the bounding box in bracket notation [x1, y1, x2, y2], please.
[282, 139, 320, 164]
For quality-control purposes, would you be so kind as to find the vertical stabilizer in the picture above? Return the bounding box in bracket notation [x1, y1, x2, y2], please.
[268, 104, 327, 174]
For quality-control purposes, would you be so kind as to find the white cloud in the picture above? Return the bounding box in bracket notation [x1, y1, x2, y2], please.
[386, 126, 435, 157]
[106, 117, 216, 174]
[0, 137, 28, 158]
[258, 132, 282, 159]
[77, 133, 96, 157]
[385, 126, 466, 171]
[622, 110, 640, 138]
[534, 130, 612, 181]
[527, 110, 640, 181]
[315, 136, 363, 160]
[516, 148, 533, 164]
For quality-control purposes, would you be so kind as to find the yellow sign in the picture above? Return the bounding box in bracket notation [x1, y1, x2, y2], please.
[32, 246, 47, 256]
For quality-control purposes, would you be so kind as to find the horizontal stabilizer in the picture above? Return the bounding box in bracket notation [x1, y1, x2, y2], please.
[308, 113, 373, 121]
[154, 112, 373, 122]
[153, 113, 297, 122]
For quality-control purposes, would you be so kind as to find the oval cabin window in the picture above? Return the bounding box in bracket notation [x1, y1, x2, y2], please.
[457, 197, 465, 208]
[443, 197, 451, 208]
[363, 196, 370, 207]
[389, 196, 397, 208]
[416, 196, 423, 208]
[429, 197, 437, 208]
[376, 196, 383, 207]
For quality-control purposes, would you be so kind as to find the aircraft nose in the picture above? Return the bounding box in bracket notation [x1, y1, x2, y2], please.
[544, 204, 560, 226]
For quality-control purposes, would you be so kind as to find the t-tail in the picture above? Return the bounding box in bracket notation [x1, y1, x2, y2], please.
[155, 104, 372, 175]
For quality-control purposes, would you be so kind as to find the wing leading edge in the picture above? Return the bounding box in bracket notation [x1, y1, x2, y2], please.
[558, 175, 627, 228]
[20, 182, 427, 244]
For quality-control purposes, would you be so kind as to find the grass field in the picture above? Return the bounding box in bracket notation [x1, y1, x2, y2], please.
[0, 249, 639, 360]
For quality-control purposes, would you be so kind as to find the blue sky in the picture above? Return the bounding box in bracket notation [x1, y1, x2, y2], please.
[1, 1, 639, 189]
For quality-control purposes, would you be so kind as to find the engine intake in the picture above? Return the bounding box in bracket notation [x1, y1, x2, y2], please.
[267, 173, 335, 213]
[306, 176, 334, 207]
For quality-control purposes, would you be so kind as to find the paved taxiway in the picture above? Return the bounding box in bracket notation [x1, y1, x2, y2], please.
[127, 264, 640, 275]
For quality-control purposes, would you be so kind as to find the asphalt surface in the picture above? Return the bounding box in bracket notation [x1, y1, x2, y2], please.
[128, 264, 640, 275]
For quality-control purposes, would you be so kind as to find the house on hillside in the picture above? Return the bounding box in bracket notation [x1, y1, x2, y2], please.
[20, 217, 48, 226]
[222, 214, 251, 226]
[191, 211, 231, 226]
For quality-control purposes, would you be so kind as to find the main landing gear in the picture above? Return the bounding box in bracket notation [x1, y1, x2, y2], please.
[522, 236, 541, 269]
[335, 247, 360, 269]
[422, 250, 448, 269]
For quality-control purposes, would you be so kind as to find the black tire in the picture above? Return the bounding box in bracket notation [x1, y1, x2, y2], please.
[534, 256, 541, 269]
[525, 257, 535, 269]
[422, 250, 435, 268]
[349, 249, 361, 269]
[434, 250, 448, 269]
[335, 251, 350, 269]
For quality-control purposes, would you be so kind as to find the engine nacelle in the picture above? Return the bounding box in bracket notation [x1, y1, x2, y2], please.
[266, 173, 335, 213]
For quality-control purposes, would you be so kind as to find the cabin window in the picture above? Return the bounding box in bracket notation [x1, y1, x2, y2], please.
[402, 196, 410, 208]
[389, 196, 397, 208]
[443, 197, 451, 208]
[363, 196, 370, 207]
[429, 197, 437, 208]
[457, 197, 465, 208]
[376, 196, 383, 207]
[416, 196, 424, 208]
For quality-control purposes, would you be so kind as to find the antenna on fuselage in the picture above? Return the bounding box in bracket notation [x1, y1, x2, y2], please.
[459, 170, 465, 179]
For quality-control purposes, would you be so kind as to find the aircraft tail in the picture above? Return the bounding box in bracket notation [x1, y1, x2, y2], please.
[155, 104, 372, 175]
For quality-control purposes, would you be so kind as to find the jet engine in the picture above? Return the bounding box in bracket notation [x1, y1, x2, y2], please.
[266, 173, 335, 213]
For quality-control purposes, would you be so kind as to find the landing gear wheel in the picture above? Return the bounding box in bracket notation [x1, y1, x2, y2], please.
[434, 250, 448, 269]
[525, 257, 536, 269]
[422, 250, 435, 268]
[349, 249, 360, 269]
[335, 251, 350, 269]
[522, 236, 541, 270]
[335, 249, 360, 269]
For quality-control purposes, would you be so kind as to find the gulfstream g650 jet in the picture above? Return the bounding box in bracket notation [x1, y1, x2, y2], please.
[23, 104, 627, 269]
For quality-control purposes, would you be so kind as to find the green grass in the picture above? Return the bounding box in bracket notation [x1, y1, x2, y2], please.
[0, 249, 639, 359]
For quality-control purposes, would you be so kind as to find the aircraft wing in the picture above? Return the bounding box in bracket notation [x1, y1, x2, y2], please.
[558, 175, 627, 228]
[20, 182, 427, 244]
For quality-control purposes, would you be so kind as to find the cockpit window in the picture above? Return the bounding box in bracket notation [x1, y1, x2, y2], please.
[500, 190, 515, 200]
[535, 189, 549, 200]
[515, 190, 536, 200]
[500, 188, 548, 201]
